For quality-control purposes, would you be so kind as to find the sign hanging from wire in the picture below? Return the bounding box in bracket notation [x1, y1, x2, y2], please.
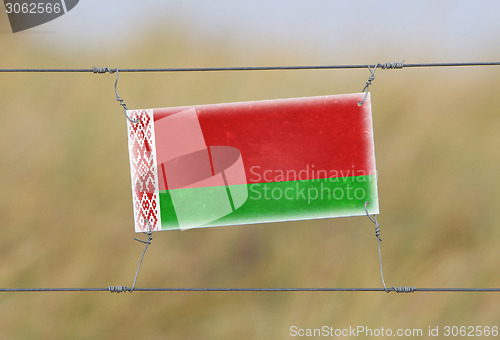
[126, 93, 379, 232]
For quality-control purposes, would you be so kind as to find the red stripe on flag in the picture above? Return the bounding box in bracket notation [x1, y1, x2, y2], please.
[153, 94, 375, 185]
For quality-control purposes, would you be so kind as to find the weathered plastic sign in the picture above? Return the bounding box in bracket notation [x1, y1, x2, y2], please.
[127, 93, 378, 232]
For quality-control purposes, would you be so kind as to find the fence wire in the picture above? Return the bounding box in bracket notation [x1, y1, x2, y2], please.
[1, 60, 499, 294]
[0, 61, 499, 73]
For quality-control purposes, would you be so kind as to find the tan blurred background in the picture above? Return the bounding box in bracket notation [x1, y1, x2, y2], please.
[0, 1, 500, 339]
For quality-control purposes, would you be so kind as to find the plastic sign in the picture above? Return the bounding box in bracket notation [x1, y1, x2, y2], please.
[126, 93, 379, 232]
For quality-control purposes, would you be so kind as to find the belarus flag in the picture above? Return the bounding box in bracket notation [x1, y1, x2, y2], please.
[127, 93, 378, 232]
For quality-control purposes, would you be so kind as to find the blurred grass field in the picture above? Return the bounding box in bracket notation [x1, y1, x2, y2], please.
[1, 16, 500, 340]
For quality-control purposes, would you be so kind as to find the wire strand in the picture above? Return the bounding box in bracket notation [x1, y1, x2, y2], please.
[129, 220, 154, 292]
[0, 287, 499, 293]
[0, 62, 499, 73]
[1, 60, 498, 294]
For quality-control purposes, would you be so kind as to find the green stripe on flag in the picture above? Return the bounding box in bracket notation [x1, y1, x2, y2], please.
[159, 175, 378, 230]
[159, 190, 179, 229]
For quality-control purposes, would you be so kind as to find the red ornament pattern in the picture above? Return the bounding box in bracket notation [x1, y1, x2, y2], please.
[127, 110, 161, 232]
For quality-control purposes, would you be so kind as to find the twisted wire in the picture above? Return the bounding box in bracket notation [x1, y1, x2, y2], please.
[364, 201, 389, 292]
[108, 286, 129, 293]
[130, 220, 154, 292]
[112, 68, 139, 124]
[392, 286, 416, 293]
[357, 64, 380, 106]
[380, 61, 404, 69]
[364, 201, 415, 294]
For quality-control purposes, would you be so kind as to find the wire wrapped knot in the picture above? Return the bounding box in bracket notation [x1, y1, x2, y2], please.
[365, 201, 416, 294]
[361, 69, 376, 93]
[365, 201, 382, 242]
[380, 61, 404, 69]
[108, 286, 129, 293]
[391, 286, 416, 293]
[92, 67, 116, 74]
[358, 61, 404, 106]
[358, 64, 378, 106]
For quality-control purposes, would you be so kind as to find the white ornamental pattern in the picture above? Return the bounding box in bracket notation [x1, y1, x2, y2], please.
[127, 109, 161, 232]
